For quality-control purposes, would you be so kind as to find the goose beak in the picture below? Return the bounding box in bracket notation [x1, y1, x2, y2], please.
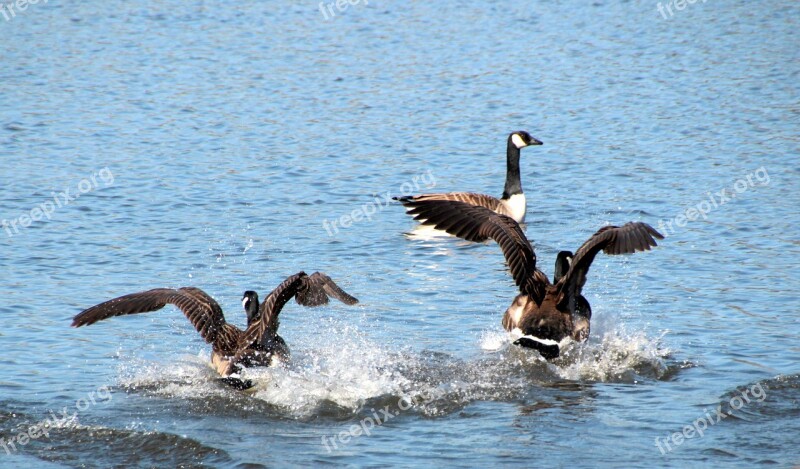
[530, 137, 543, 146]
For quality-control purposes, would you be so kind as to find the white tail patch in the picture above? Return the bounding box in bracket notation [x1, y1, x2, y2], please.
[405, 223, 454, 240]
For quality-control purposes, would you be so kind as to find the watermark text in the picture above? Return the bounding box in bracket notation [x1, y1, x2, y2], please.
[323, 169, 435, 237]
[1, 385, 113, 456]
[654, 382, 766, 455]
[2, 167, 115, 238]
[657, 166, 769, 238]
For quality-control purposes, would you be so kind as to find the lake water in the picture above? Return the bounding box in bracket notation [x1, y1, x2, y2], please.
[1, 0, 798, 467]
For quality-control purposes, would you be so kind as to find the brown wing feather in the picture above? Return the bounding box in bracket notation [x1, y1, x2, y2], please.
[556, 222, 664, 311]
[72, 289, 175, 327]
[296, 272, 359, 306]
[236, 273, 308, 350]
[237, 272, 359, 351]
[395, 192, 503, 213]
[176, 287, 241, 355]
[397, 199, 548, 304]
[72, 288, 242, 355]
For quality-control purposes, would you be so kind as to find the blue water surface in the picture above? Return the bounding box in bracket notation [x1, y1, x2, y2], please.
[1, 0, 798, 467]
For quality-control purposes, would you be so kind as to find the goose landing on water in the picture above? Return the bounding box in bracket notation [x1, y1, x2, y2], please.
[394, 131, 542, 238]
[72, 272, 358, 389]
[396, 198, 664, 360]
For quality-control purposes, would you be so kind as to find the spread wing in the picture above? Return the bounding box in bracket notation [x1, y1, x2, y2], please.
[556, 222, 664, 312]
[395, 198, 548, 304]
[236, 272, 358, 350]
[394, 192, 502, 213]
[71, 287, 242, 355]
[295, 272, 359, 306]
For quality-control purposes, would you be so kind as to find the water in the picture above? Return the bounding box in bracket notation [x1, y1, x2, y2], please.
[1, 0, 798, 467]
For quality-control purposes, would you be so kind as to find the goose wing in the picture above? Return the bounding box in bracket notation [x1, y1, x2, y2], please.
[556, 222, 664, 312]
[71, 287, 242, 355]
[295, 272, 359, 306]
[396, 199, 548, 304]
[236, 272, 358, 349]
[394, 192, 503, 212]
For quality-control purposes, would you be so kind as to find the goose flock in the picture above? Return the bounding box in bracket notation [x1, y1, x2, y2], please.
[73, 131, 663, 389]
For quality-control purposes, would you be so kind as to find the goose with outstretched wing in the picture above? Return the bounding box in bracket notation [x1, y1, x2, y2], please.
[394, 131, 543, 231]
[396, 198, 663, 359]
[72, 272, 358, 388]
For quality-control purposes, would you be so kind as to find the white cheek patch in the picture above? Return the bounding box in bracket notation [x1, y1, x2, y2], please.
[242, 298, 249, 308]
[511, 133, 527, 149]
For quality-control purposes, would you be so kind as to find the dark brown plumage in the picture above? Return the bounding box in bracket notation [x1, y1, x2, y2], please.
[72, 272, 358, 385]
[396, 198, 663, 358]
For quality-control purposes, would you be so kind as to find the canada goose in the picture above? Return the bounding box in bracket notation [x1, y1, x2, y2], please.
[394, 131, 542, 225]
[396, 199, 663, 359]
[72, 271, 358, 389]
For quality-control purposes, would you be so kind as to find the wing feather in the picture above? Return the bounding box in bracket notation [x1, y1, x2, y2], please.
[237, 272, 358, 350]
[396, 198, 548, 304]
[557, 222, 663, 311]
[395, 192, 502, 212]
[72, 287, 242, 354]
[297, 272, 359, 307]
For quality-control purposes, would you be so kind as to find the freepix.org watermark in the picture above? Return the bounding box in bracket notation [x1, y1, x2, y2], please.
[656, 166, 769, 238]
[318, 0, 368, 21]
[1, 385, 113, 456]
[656, 0, 708, 20]
[0, 0, 47, 23]
[2, 167, 115, 238]
[322, 169, 435, 237]
[654, 382, 767, 455]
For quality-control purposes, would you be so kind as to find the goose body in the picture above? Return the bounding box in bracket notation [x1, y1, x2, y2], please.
[72, 272, 358, 387]
[396, 198, 663, 358]
[394, 131, 542, 232]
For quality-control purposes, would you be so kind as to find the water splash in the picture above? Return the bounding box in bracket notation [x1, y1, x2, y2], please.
[114, 318, 677, 419]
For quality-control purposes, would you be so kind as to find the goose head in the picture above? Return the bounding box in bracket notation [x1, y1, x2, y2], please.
[242, 291, 260, 325]
[509, 131, 543, 149]
[553, 250, 573, 283]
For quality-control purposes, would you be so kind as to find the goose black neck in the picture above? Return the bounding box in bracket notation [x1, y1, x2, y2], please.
[245, 292, 260, 326]
[553, 251, 573, 283]
[246, 308, 260, 327]
[502, 139, 523, 199]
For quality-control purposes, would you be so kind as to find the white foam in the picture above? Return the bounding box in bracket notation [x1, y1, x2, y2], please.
[479, 323, 670, 382]
[479, 330, 509, 351]
[116, 325, 417, 417]
[113, 318, 672, 418]
[552, 326, 671, 382]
